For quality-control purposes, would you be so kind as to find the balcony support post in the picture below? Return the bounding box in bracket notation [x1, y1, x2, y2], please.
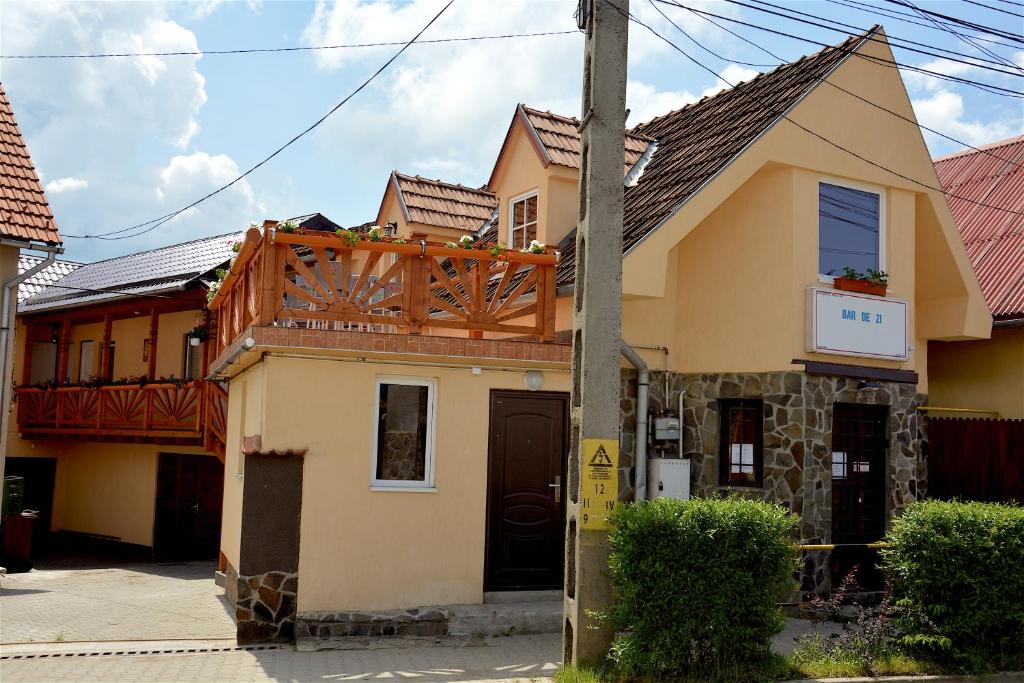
[100, 314, 113, 381]
[147, 307, 159, 380]
[56, 320, 72, 385]
[21, 324, 33, 386]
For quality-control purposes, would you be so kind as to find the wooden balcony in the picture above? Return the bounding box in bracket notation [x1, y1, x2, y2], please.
[207, 225, 559, 360]
[15, 381, 228, 458]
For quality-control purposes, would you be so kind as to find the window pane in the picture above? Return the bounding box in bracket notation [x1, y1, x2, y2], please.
[526, 195, 538, 224]
[513, 199, 525, 227]
[376, 383, 429, 482]
[819, 182, 880, 277]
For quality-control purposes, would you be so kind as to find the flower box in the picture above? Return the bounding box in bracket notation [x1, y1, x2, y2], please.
[833, 276, 887, 297]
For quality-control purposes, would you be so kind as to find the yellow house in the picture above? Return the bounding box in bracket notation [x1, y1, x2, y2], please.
[211, 26, 987, 645]
[0, 84, 65, 570]
[928, 135, 1024, 419]
[6, 233, 235, 560]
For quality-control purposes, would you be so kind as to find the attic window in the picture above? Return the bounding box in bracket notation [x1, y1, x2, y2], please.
[819, 181, 883, 279]
[510, 192, 538, 249]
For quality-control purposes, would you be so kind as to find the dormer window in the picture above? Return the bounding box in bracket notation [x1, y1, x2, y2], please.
[819, 180, 884, 279]
[510, 192, 538, 249]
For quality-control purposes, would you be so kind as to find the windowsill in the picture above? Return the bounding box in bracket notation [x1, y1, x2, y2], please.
[718, 483, 764, 490]
[370, 485, 438, 493]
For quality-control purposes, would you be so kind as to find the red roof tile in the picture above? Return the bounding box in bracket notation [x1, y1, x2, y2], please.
[935, 136, 1024, 320]
[520, 105, 654, 173]
[0, 83, 61, 245]
[392, 172, 497, 232]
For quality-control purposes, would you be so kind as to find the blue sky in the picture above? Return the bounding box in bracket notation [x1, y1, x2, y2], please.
[1, 0, 1021, 263]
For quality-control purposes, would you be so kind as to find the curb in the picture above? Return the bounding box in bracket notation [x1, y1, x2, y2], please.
[791, 673, 1024, 683]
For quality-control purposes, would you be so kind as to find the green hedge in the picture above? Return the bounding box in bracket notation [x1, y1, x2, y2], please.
[882, 500, 1024, 670]
[605, 496, 799, 680]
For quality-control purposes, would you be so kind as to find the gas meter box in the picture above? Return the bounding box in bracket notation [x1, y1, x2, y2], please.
[652, 415, 680, 442]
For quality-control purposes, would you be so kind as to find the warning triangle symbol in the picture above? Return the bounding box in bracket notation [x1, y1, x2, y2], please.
[589, 444, 614, 467]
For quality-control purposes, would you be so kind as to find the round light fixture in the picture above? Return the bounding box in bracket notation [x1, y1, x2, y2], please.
[524, 370, 544, 392]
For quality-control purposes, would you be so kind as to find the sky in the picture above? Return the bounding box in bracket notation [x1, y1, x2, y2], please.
[1, 0, 1021, 263]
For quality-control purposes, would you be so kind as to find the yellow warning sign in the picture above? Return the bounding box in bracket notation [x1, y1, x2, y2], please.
[580, 438, 619, 530]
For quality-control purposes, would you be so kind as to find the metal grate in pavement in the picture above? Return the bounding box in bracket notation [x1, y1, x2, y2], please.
[0, 644, 285, 660]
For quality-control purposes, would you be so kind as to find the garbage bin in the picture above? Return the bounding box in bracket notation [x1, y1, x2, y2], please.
[1, 511, 37, 573]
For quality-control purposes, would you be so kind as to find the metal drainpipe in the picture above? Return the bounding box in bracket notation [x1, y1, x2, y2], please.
[621, 341, 650, 501]
[0, 241, 62, 501]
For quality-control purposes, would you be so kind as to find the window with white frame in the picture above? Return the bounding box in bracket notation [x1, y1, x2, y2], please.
[372, 377, 436, 488]
[819, 181, 882, 278]
[509, 193, 538, 249]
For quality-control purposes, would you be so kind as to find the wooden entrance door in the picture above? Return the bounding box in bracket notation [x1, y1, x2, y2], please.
[154, 453, 224, 561]
[831, 403, 888, 589]
[485, 391, 568, 591]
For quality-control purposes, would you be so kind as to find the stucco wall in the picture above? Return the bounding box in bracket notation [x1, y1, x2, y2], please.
[490, 122, 547, 247]
[220, 362, 265, 570]
[928, 326, 1024, 419]
[243, 354, 570, 613]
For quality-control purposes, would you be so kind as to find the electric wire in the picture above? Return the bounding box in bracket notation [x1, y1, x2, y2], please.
[0, 30, 577, 60]
[961, 0, 1024, 20]
[882, 0, 1024, 43]
[898, 0, 1024, 74]
[719, 0, 1024, 76]
[660, 1, 1022, 166]
[658, 0, 1024, 97]
[824, 0, 1022, 49]
[63, 0, 456, 241]
[627, 0, 1023, 216]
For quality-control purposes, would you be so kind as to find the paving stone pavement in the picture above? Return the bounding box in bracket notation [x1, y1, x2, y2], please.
[0, 561, 236, 644]
[0, 634, 561, 682]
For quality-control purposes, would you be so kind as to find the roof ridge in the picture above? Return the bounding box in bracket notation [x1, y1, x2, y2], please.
[75, 230, 240, 268]
[933, 135, 1024, 163]
[393, 170, 497, 197]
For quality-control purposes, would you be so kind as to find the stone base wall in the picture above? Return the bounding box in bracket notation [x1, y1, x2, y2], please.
[619, 369, 926, 592]
[234, 570, 299, 644]
[296, 607, 448, 647]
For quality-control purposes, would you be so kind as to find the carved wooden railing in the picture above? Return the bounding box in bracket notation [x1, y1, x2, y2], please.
[15, 382, 213, 442]
[208, 226, 559, 359]
[204, 382, 229, 460]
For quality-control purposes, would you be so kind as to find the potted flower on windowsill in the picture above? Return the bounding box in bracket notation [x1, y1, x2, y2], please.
[833, 267, 889, 296]
[188, 325, 210, 347]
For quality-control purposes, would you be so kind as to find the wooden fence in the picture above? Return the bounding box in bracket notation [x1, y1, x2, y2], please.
[927, 417, 1024, 504]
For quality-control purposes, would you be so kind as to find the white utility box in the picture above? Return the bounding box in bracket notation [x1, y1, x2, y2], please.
[647, 457, 690, 500]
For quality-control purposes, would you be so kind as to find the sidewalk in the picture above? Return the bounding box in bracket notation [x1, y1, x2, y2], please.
[0, 634, 561, 683]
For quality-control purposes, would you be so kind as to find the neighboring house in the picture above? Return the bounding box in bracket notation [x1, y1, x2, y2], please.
[17, 255, 81, 303]
[211, 25, 987, 645]
[928, 136, 1024, 419]
[0, 83, 64, 525]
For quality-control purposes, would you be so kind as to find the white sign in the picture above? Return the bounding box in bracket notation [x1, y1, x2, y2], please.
[806, 288, 909, 361]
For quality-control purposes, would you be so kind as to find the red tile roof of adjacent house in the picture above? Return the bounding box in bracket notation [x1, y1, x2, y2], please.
[519, 105, 654, 172]
[934, 136, 1024, 321]
[391, 172, 497, 232]
[0, 83, 61, 245]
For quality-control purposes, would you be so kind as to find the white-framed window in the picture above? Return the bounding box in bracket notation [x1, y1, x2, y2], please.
[818, 178, 886, 280]
[371, 377, 437, 489]
[509, 191, 539, 249]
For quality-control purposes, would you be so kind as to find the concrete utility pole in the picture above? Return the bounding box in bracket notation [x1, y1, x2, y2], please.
[564, 0, 628, 666]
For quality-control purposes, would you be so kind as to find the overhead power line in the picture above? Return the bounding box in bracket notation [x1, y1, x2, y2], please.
[824, 0, 1024, 49]
[961, 0, 1024, 19]
[656, 1, 1022, 167]
[899, 0, 1024, 75]
[659, 0, 1024, 97]
[882, 0, 1024, 43]
[720, 0, 1024, 77]
[625, 0, 1022, 216]
[0, 30, 577, 60]
[64, 0, 457, 241]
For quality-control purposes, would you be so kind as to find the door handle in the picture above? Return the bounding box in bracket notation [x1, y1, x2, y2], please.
[549, 475, 561, 503]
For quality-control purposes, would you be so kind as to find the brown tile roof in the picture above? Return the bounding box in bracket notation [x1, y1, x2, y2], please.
[555, 29, 873, 287]
[934, 135, 1024, 320]
[392, 172, 497, 232]
[0, 83, 61, 245]
[520, 105, 654, 172]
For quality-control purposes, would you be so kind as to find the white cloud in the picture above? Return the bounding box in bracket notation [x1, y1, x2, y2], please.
[156, 152, 264, 223]
[1, 1, 268, 260]
[44, 177, 88, 194]
[700, 64, 760, 99]
[627, 80, 697, 126]
[912, 89, 1016, 147]
[191, 0, 262, 20]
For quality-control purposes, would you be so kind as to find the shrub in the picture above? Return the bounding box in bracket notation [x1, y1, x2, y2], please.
[604, 496, 799, 681]
[881, 499, 1024, 671]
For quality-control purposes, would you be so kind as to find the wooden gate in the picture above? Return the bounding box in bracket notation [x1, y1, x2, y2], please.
[927, 417, 1024, 504]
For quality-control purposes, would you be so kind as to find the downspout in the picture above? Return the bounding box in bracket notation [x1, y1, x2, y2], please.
[0, 240, 63, 500]
[621, 341, 649, 502]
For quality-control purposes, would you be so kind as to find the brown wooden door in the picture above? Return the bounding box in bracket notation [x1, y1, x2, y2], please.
[831, 403, 888, 589]
[485, 391, 568, 591]
[154, 453, 224, 561]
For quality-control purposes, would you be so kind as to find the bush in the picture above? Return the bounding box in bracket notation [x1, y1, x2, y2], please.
[604, 496, 799, 681]
[882, 499, 1024, 671]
